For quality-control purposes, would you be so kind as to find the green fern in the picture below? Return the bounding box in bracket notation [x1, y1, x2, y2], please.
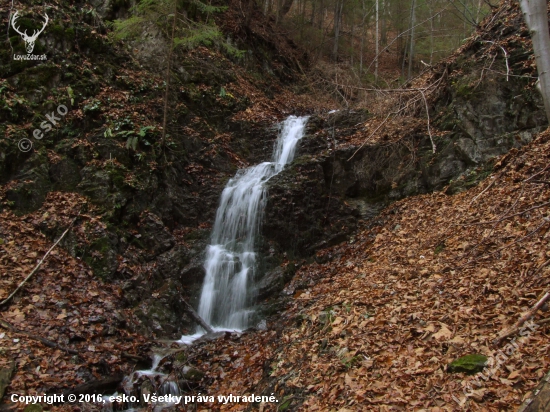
[190, 0, 227, 14]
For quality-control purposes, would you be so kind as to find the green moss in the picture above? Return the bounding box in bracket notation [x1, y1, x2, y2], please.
[91, 237, 111, 254]
[23, 405, 43, 412]
[50, 24, 65, 37]
[81, 236, 114, 279]
[278, 396, 292, 411]
[109, 167, 125, 188]
[65, 27, 76, 40]
[448, 354, 488, 374]
[181, 367, 204, 382]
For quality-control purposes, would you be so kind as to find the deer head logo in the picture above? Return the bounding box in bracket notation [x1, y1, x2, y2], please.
[11, 11, 49, 54]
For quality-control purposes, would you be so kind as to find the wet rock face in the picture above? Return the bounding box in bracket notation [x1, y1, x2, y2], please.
[263, 155, 358, 257]
[138, 212, 175, 258]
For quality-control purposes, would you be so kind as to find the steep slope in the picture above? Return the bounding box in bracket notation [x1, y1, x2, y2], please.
[179, 99, 550, 412]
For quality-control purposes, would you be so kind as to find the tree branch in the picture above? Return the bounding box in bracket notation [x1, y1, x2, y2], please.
[493, 292, 549, 345]
[0, 319, 78, 355]
[0, 214, 79, 307]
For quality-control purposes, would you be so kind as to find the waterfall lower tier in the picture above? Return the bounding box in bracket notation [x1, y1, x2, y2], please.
[195, 115, 308, 331]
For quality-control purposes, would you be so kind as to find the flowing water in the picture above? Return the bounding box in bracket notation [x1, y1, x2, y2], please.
[196, 115, 308, 330]
[97, 116, 308, 410]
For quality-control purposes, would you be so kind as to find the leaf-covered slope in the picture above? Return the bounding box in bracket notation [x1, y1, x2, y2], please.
[183, 114, 550, 412]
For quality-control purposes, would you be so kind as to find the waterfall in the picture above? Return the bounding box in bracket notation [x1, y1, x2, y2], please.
[196, 115, 308, 330]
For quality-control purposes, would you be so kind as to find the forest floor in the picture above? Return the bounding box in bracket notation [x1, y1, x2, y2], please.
[182, 126, 550, 412]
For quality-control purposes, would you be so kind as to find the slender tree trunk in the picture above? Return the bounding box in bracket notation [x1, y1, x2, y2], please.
[350, 20, 355, 66]
[476, 0, 483, 24]
[333, 0, 344, 62]
[407, 0, 416, 80]
[401, 37, 408, 79]
[381, 0, 387, 46]
[359, 0, 367, 76]
[375, 0, 379, 82]
[429, 3, 434, 64]
[161, 5, 177, 148]
[318, 0, 324, 29]
[278, 0, 294, 18]
[520, 0, 550, 121]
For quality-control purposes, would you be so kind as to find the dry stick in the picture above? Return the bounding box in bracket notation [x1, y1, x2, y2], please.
[455, 218, 548, 271]
[0, 215, 78, 307]
[467, 201, 550, 226]
[523, 164, 550, 183]
[531, 257, 550, 278]
[0, 319, 78, 355]
[419, 89, 436, 153]
[469, 172, 503, 205]
[343, 73, 446, 161]
[181, 298, 214, 334]
[489, 219, 550, 256]
[475, 53, 497, 89]
[347, 111, 393, 161]
[481, 41, 510, 81]
[493, 292, 550, 345]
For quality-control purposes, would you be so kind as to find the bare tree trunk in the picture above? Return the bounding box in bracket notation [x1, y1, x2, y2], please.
[375, 0, 379, 82]
[381, 0, 387, 46]
[359, 0, 368, 76]
[407, 0, 416, 80]
[429, 2, 434, 64]
[520, 0, 550, 122]
[332, 0, 344, 61]
[278, 0, 294, 18]
[350, 20, 355, 66]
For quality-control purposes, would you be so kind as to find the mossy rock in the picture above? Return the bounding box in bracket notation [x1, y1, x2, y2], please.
[181, 366, 204, 382]
[23, 405, 43, 412]
[448, 354, 488, 375]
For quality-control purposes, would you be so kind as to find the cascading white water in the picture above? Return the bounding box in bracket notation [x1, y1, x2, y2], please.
[196, 115, 308, 329]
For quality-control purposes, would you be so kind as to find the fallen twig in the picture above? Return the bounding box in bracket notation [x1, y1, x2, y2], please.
[466, 201, 550, 226]
[0, 319, 78, 355]
[493, 291, 550, 345]
[121, 352, 149, 363]
[531, 257, 550, 278]
[469, 174, 501, 205]
[0, 214, 79, 307]
[181, 298, 214, 334]
[347, 112, 393, 161]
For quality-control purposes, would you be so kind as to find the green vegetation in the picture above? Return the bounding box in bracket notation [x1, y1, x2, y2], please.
[110, 0, 244, 58]
[448, 354, 488, 374]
